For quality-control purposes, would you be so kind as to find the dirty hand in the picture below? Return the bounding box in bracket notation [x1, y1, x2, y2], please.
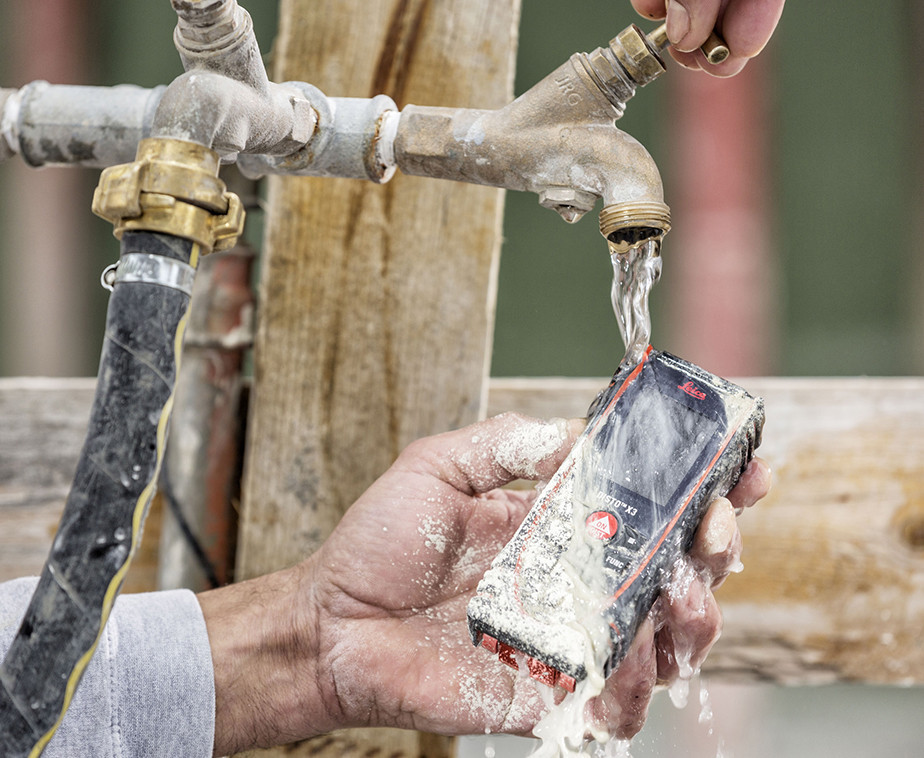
[201, 413, 771, 753]
[632, 0, 785, 76]
[590, 455, 770, 738]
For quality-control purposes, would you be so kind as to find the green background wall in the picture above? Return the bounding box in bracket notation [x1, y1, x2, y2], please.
[1, 0, 921, 378]
[492, 0, 921, 377]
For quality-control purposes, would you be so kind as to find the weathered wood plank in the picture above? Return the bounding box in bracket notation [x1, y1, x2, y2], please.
[5, 376, 923, 689]
[237, 0, 521, 576]
[489, 376, 924, 685]
[0, 378, 94, 580]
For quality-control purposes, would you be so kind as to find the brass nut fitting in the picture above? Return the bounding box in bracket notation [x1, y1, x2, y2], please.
[92, 137, 245, 252]
[610, 25, 666, 87]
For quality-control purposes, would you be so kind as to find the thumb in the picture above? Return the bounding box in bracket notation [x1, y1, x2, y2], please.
[487, 412, 587, 483]
[398, 413, 586, 495]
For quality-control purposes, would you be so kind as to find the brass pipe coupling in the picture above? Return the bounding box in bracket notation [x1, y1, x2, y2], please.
[599, 201, 671, 252]
[92, 137, 245, 253]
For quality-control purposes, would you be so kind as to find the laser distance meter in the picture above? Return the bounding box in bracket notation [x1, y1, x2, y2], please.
[467, 348, 764, 690]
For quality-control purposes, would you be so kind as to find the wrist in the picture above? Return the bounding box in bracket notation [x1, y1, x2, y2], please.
[198, 560, 337, 754]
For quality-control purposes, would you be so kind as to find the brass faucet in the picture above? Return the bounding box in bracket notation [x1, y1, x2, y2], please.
[393, 24, 680, 248]
[3, 5, 728, 252]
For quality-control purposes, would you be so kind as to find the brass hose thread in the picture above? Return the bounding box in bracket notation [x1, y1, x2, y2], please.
[599, 201, 671, 253]
[92, 137, 245, 252]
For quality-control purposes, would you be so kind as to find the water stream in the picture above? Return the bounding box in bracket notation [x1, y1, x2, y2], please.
[520, 237, 722, 757]
[517, 238, 661, 757]
[609, 238, 662, 369]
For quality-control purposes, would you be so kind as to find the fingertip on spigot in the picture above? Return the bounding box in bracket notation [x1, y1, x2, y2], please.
[646, 23, 730, 65]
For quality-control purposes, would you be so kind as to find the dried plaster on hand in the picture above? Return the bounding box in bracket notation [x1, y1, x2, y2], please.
[453, 416, 573, 490]
[492, 417, 573, 480]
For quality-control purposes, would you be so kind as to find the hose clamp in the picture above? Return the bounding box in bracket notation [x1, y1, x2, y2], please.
[100, 253, 197, 296]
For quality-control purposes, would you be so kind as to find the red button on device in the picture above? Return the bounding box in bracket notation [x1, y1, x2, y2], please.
[585, 511, 618, 540]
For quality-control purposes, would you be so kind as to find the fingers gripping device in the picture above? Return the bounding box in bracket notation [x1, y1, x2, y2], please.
[467, 348, 764, 691]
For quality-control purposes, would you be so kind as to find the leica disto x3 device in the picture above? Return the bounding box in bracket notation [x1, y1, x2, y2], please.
[467, 348, 764, 691]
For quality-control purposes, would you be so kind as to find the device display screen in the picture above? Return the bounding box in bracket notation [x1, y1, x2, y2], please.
[576, 359, 725, 533]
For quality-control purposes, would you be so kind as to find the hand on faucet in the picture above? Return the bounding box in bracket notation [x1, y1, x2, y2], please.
[632, 0, 785, 76]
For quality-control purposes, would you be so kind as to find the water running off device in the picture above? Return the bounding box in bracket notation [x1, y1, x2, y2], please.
[467, 348, 764, 691]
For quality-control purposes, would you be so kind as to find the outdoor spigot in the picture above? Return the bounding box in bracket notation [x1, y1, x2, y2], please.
[394, 22, 682, 249]
[394, 21, 736, 250]
[593, 24, 727, 247]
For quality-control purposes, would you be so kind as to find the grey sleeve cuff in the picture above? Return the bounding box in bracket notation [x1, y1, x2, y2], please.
[0, 577, 216, 758]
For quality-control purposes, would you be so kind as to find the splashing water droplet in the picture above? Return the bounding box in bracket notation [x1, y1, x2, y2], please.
[668, 676, 690, 709]
[698, 680, 714, 725]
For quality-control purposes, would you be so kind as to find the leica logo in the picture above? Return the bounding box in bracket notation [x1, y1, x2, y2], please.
[678, 381, 706, 400]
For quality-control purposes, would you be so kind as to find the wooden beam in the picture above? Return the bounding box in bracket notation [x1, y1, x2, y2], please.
[489, 376, 924, 685]
[234, 1, 521, 755]
[6, 376, 923, 687]
[237, 0, 521, 574]
[0, 379, 94, 581]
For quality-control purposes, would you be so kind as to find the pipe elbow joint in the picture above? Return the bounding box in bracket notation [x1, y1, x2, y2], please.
[532, 124, 666, 226]
[590, 130, 671, 247]
[395, 32, 672, 241]
[395, 103, 669, 239]
[151, 71, 318, 160]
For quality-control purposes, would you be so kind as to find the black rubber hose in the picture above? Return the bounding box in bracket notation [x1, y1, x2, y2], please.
[0, 231, 200, 757]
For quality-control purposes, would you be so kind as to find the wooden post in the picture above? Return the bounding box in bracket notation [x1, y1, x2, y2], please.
[235, 1, 520, 755]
